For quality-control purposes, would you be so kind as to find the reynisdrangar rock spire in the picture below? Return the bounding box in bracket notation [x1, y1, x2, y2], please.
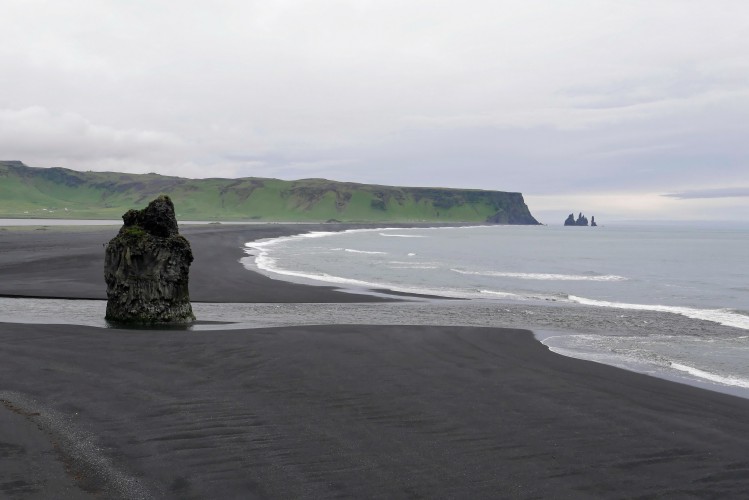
[104, 195, 195, 324]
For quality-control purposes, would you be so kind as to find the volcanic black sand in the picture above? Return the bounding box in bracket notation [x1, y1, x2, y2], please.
[0, 223, 403, 302]
[2, 224, 749, 498]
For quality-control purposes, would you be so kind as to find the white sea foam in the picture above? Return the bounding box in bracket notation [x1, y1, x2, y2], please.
[246, 230, 339, 252]
[245, 228, 392, 259]
[342, 248, 387, 255]
[669, 362, 749, 389]
[247, 226, 432, 253]
[452, 269, 627, 281]
[567, 295, 749, 330]
[479, 289, 573, 302]
[244, 235, 471, 299]
[379, 233, 426, 238]
[478, 290, 526, 300]
[543, 334, 749, 392]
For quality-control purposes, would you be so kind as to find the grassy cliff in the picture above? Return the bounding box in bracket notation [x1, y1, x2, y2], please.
[0, 161, 539, 224]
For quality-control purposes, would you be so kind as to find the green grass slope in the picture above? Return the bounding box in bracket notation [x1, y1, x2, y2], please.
[0, 161, 539, 224]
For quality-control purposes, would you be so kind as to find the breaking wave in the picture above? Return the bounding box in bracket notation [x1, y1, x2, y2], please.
[453, 269, 627, 281]
[339, 248, 387, 255]
[669, 362, 749, 389]
[567, 295, 749, 331]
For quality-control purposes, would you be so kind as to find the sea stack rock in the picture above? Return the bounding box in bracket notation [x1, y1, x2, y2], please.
[591, 216, 597, 227]
[564, 212, 590, 226]
[104, 195, 195, 324]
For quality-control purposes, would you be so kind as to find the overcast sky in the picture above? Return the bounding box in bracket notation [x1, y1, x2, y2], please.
[2, 0, 748, 222]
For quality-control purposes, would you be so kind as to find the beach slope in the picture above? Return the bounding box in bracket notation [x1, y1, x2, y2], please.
[2, 323, 749, 498]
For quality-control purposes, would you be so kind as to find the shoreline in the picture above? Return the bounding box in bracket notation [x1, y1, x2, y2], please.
[3, 223, 749, 496]
[2, 222, 747, 396]
[0, 221, 494, 303]
[0, 222, 459, 302]
[3, 295, 748, 400]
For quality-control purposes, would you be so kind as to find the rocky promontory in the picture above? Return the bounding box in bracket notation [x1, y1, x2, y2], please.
[104, 195, 195, 324]
[1, 161, 541, 224]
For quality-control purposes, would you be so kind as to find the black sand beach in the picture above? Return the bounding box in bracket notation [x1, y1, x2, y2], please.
[2, 225, 749, 498]
[0, 224, 399, 302]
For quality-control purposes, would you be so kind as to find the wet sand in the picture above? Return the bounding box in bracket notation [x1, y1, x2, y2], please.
[2, 225, 749, 498]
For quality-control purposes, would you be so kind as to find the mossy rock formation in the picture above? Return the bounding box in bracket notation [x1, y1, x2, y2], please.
[104, 195, 195, 324]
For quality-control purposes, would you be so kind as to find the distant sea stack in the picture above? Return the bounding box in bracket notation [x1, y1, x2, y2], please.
[564, 212, 596, 226]
[104, 195, 195, 324]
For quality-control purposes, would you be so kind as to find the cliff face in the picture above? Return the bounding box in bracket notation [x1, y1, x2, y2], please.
[104, 195, 195, 324]
[483, 191, 539, 224]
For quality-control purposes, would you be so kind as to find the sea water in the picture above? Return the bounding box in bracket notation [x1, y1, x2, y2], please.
[241, 224, 749, 397]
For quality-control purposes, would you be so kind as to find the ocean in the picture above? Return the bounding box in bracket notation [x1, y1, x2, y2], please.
[242, 223, 749, 398]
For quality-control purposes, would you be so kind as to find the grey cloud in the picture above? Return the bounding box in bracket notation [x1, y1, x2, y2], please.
[0, 106, 186, 163]
[663, 188, 749, 199]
